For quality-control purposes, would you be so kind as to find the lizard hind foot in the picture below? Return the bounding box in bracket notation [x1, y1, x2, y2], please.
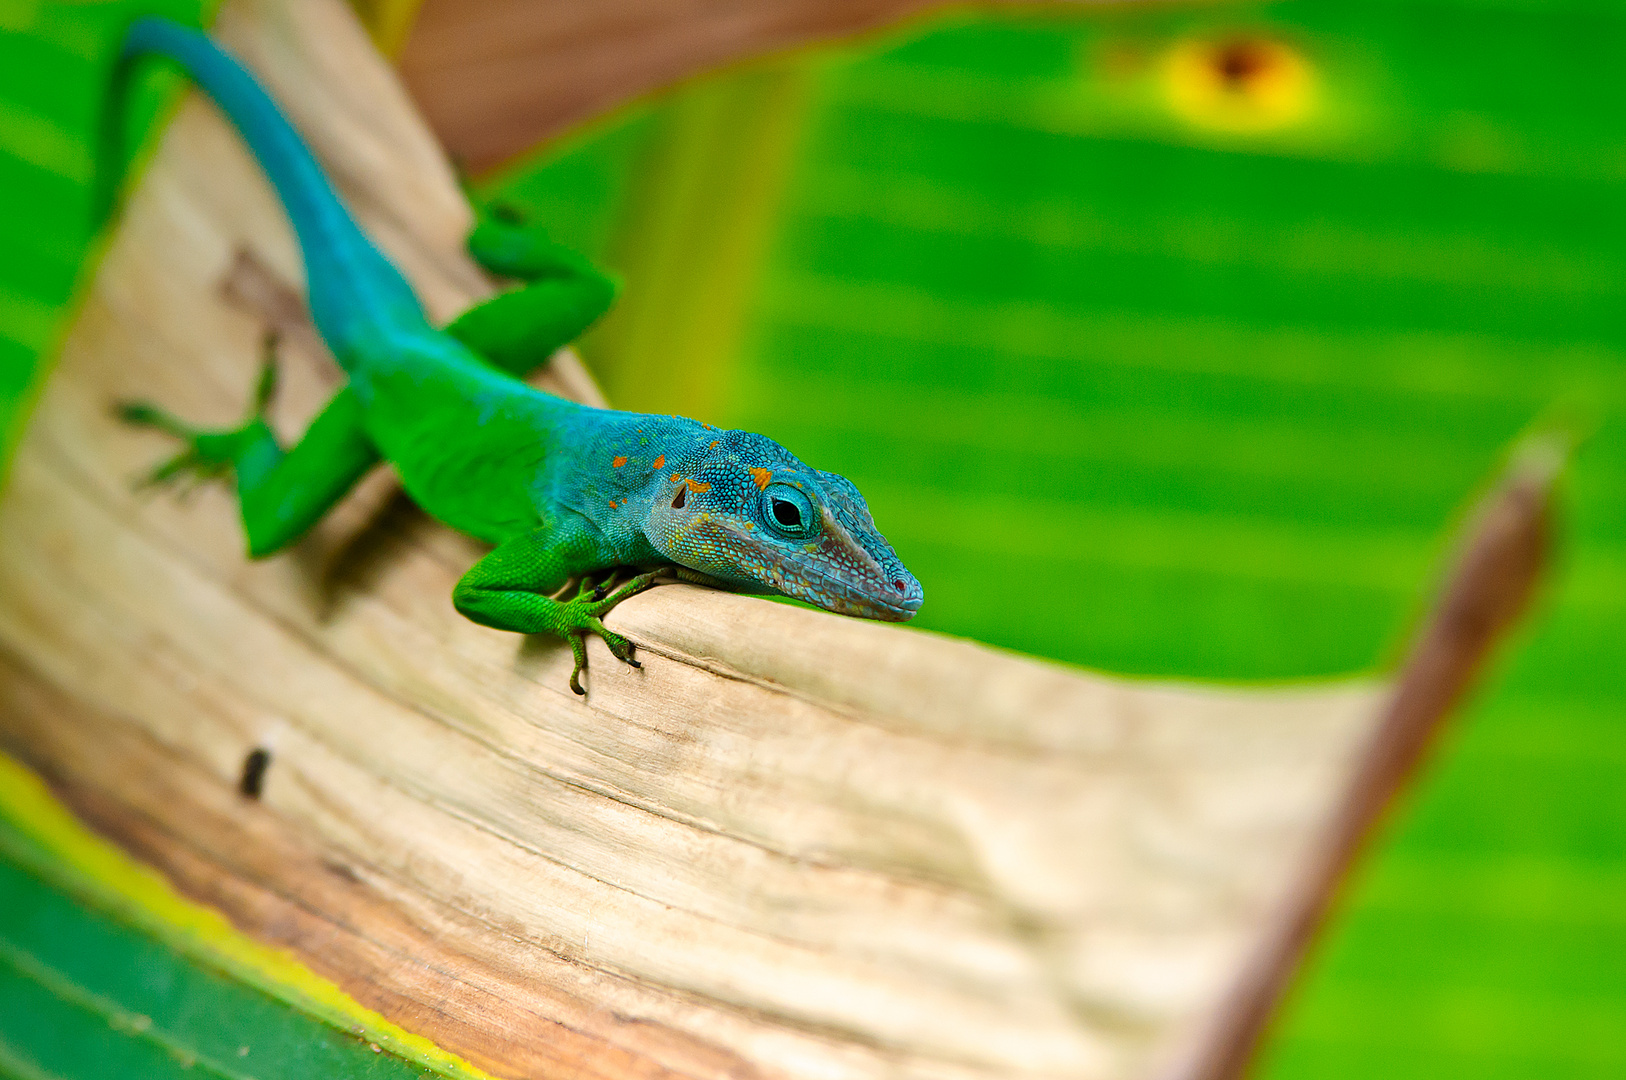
[116, 401, 223, 492]
[143, 446, 230, 494]
[115, 343, 282, 494]
[115, 345, 281, 494]
[116, 401, 263, 493]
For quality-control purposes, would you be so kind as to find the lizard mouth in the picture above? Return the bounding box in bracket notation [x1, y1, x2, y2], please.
[711, 520, 922, 622]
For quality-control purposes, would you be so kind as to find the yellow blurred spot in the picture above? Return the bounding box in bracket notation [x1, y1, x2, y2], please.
[1163, 37, 1314, 134]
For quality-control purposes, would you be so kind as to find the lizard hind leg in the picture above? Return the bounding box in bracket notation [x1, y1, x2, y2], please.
[444, 211, 618, 380]
[118, 333, 281, 493]
[118, 334, 383, 558]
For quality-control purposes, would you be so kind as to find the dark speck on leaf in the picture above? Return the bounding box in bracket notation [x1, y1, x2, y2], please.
[1216, 41, 1268, 86]
[239, 747, 271, 799]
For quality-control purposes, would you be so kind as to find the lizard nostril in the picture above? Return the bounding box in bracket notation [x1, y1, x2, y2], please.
[894, 579, 908, 593]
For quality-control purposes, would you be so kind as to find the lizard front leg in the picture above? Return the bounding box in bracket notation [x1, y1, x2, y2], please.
[453, 527, 666, 696]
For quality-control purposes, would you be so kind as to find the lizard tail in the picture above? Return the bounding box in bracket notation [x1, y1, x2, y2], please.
[98, 16, 427, 361]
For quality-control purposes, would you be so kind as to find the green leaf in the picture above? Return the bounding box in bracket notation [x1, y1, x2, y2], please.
[0, 751, 494, 1080]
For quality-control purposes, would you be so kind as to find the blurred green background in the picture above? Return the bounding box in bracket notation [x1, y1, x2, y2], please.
[2, 0, 1624, 1076]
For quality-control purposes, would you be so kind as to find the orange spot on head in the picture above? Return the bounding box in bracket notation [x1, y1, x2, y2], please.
[651, 455, 665, 470]
[686, 479, 712, 494]
[669, 473, 681, 483]
[749, 467, 771, 490]
[607, 498, 618, 509]
[709, 440, 720, 449]
[611, 455, 627, 468]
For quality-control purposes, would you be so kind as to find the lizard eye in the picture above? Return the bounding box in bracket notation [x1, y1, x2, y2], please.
[760, 484, 817, 539]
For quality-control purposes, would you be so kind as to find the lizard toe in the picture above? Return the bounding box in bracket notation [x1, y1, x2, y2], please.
[567, 630, 589, 696]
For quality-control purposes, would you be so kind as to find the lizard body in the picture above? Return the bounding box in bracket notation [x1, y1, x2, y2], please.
[108, 17, 922, 694]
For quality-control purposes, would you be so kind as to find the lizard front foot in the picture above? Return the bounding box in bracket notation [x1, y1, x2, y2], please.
[561, 567, 668, 695]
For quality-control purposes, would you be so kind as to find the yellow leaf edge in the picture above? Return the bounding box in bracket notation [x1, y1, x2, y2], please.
[0, 747, 501, 1080]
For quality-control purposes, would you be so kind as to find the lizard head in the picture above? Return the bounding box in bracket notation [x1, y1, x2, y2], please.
[644, 430, 923, 622]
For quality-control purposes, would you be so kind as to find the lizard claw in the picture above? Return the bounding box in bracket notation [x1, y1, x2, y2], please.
[567, 631, 589, 696]
[565, 620, 636, 695]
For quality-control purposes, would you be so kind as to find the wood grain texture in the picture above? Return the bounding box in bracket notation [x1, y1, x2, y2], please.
[0, 0, 1550, 1078]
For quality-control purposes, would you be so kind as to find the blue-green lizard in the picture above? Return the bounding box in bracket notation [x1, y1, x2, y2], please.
[105, 17, 922, 695]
